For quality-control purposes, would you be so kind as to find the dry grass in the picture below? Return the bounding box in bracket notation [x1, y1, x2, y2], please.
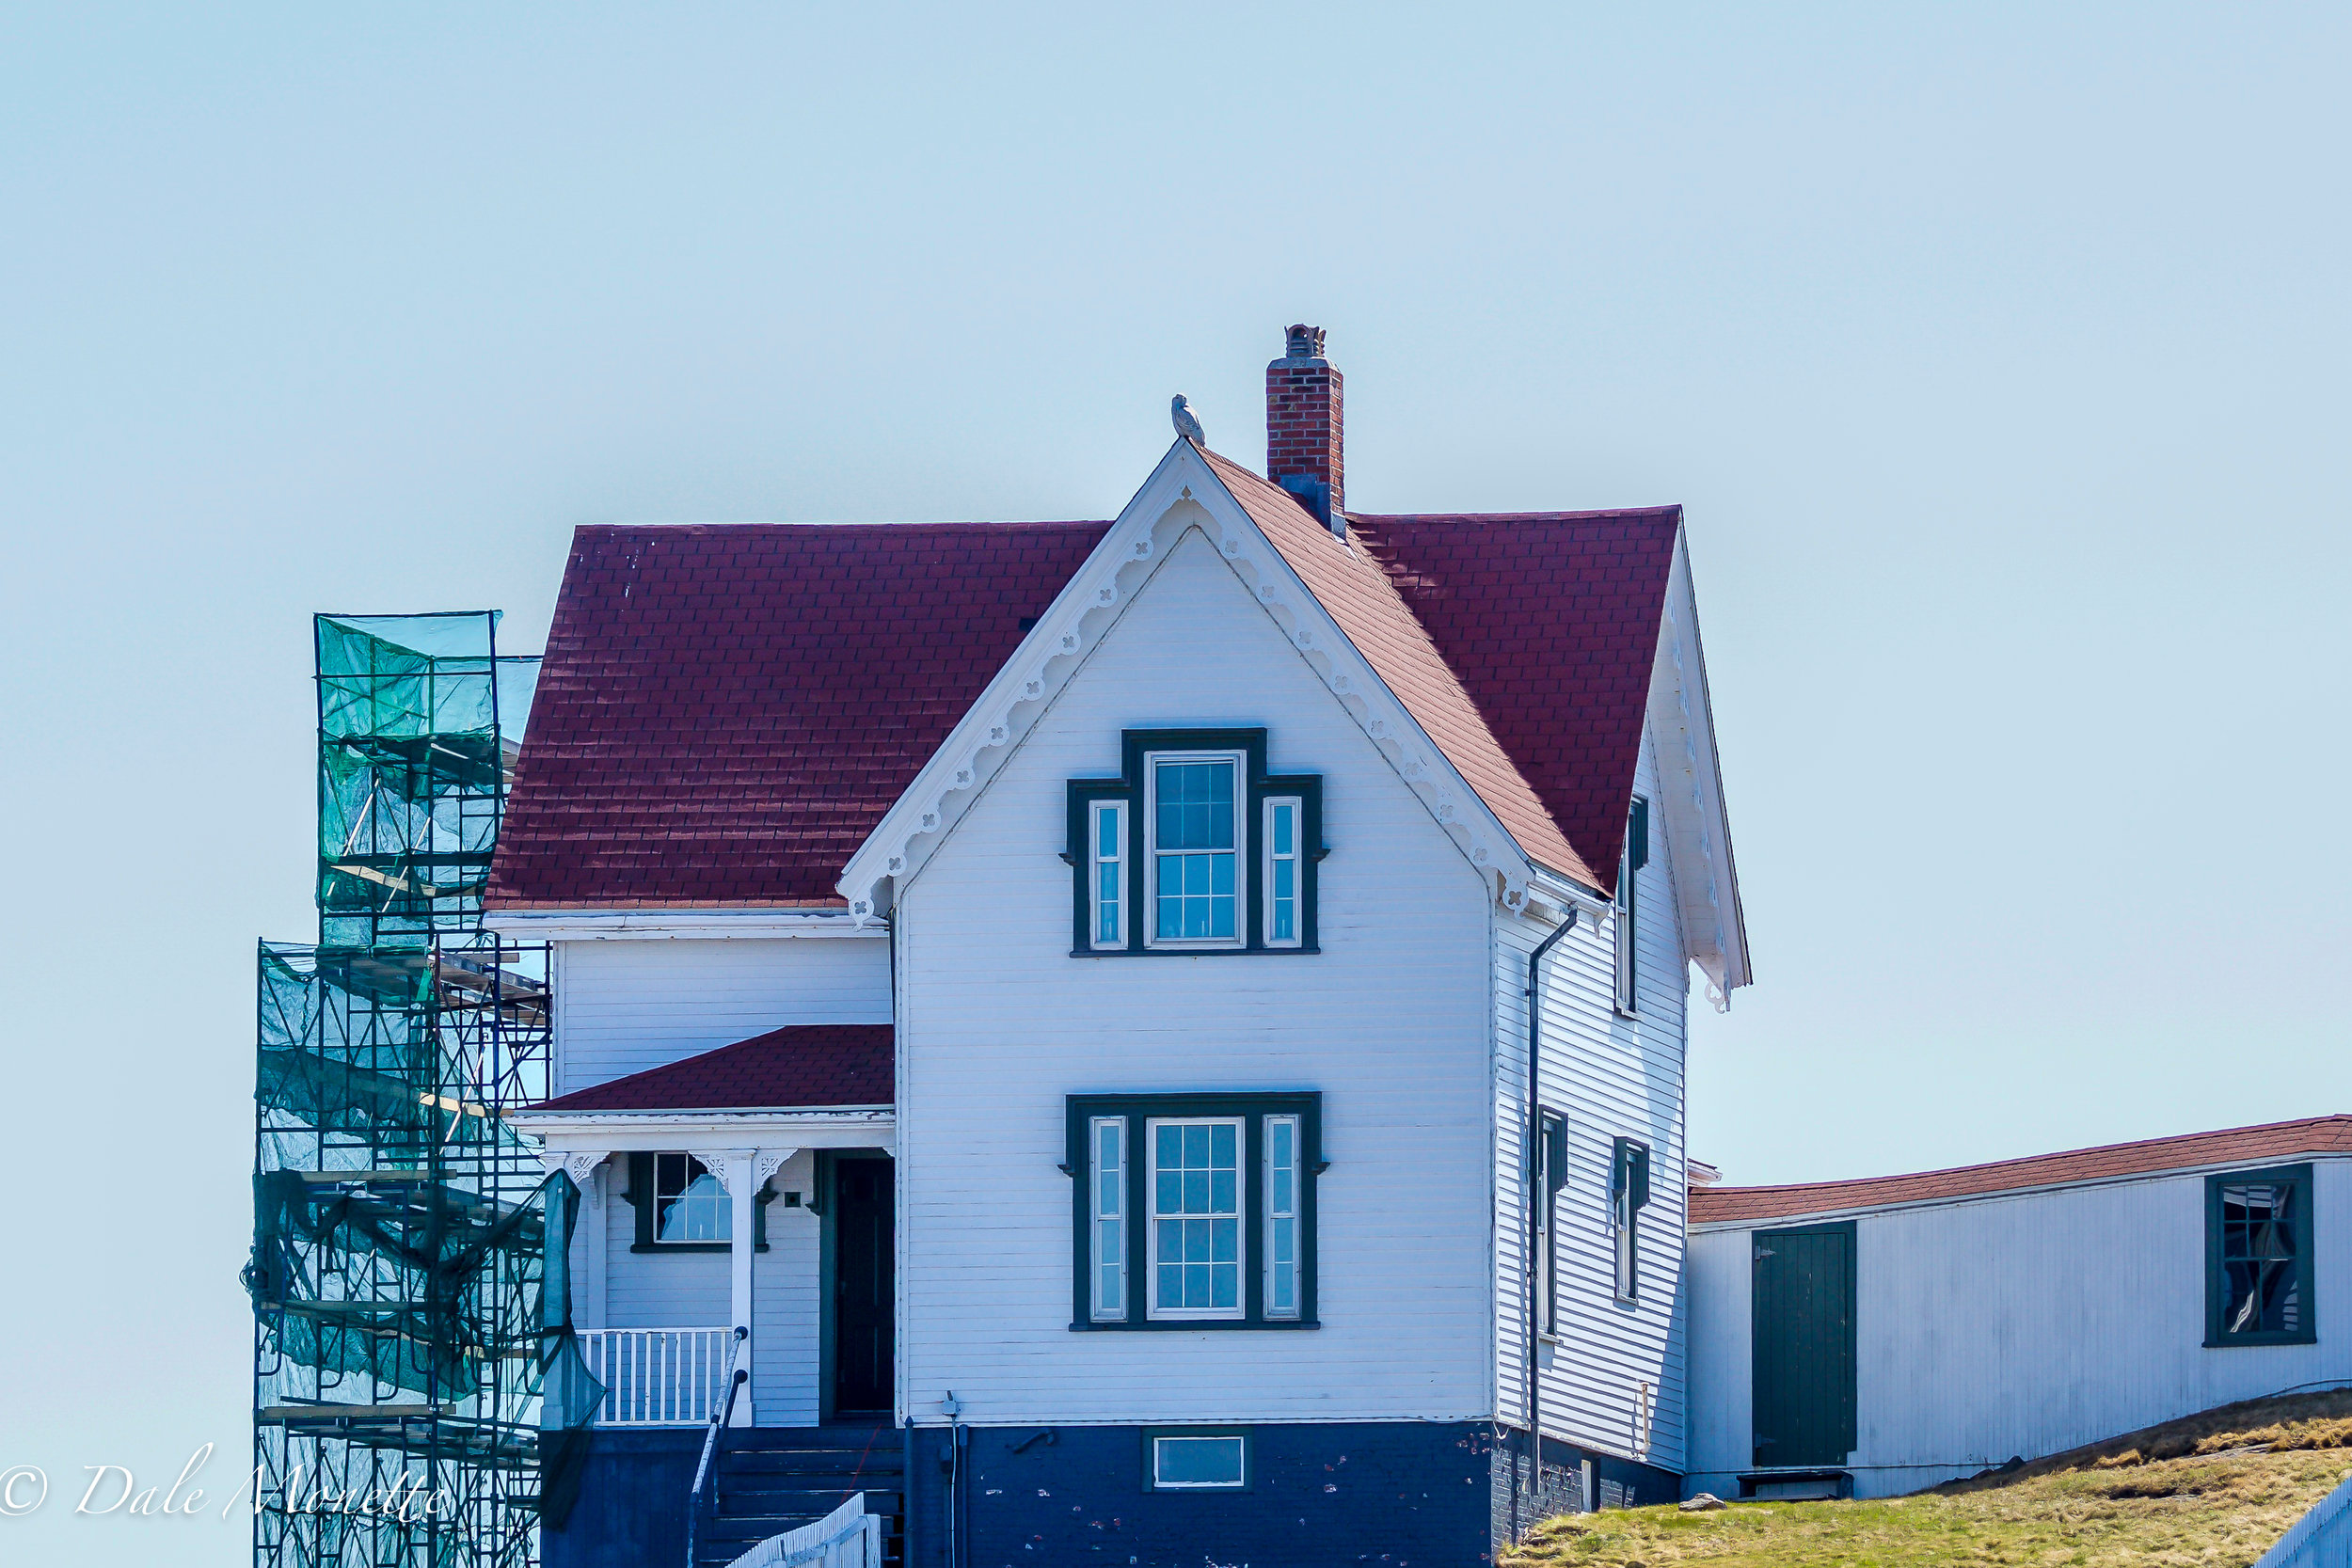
[1501, 1391, 2352, 1568]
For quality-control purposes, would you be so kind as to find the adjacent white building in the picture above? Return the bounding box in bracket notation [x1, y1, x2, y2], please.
[1685, 1117, 2352, 1499]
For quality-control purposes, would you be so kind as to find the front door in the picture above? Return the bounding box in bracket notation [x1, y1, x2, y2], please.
[832, 1156, 895, 1415]
[1751, 1221, 1857, 1469]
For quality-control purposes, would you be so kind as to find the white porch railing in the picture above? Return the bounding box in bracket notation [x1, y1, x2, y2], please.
[580, 1326, 736, 1425]
[725, 1496, 882, 1568]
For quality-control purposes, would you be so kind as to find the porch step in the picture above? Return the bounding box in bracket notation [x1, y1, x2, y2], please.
[697, 1427, 903, 1568]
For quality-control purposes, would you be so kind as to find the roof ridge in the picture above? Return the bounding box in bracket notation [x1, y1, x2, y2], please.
[1195, 447, 1598, 886]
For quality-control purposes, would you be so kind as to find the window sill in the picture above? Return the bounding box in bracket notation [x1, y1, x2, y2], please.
[1070, 946, 1320, 958]
[1070, 1319, 1320, 1332]
[2204, 1332, 2316, 1349]
[630, 1243, 770, 1255]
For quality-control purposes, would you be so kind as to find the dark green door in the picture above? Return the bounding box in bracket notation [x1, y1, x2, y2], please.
[1752, 1222, 1856, 1469]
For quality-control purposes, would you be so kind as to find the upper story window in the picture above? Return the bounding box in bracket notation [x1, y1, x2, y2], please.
[1614, 797, 1650, 1015]
[2205, 1164, 2314, 1347]
[1067, 730, 1322, 957]
[1149, 753, 1241, 944]
[1069, 1092, 1322, 1329]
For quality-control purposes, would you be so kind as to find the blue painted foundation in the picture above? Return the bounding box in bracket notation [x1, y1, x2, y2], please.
[905, 1420, 1676, 1568]
[542, 1428, 699, 1568]
[545, 1420, 1680, 1567]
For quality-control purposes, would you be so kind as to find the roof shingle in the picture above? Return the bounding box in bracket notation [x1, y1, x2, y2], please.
[532, 1024, 894, 1112]
[1689, 1116, 2352, 1225]
[489, 449, 1687, 908]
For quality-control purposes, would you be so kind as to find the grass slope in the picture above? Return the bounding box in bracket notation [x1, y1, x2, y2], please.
[1502, 1390, 2352, 1568]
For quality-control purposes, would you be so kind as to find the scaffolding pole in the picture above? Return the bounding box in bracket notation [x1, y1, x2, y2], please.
[249, 612, 586, 1568]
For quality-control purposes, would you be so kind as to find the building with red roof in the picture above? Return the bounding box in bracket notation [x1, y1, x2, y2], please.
[493, 325, 1749, 1567]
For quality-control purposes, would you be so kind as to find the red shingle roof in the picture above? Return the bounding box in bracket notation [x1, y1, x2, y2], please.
[1200, 450, 1599, 887]
[532, 1024, 895, 1112]
[1689, 1116, 2352, 1225]
[1349, 508, 1682, 896]
[489, 449, 1688, 908]
[488, 521, 1109, 908]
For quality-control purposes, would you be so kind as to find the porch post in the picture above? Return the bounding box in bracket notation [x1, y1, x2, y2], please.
[723, 1148, 757, 1427]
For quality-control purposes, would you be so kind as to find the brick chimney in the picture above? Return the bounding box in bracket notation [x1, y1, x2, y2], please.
[1266, 324, 1343, 536]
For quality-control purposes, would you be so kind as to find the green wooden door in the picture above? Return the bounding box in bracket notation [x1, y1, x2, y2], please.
[1752, 1222, 1856, 1469]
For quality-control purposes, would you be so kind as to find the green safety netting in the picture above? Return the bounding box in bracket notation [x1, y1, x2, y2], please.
[255, 611, 565, 1568]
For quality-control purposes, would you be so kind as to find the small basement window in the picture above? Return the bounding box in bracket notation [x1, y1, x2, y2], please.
[2206, 1164, 2314, 1346]
[1147, 1431, 1248, 1490]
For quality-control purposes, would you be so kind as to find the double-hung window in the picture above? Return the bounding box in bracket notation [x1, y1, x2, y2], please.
[1069, 1093, 1321, 1329]
[1089, 801, 1127, 950]
[1263, 797, 1303, 947]
[1614, 797, 1649, 1015]
[1611, 1137, 1652, 1303]
[2205, 1164, 2314, 1347]
[1535, 1112, 1568, 1335]
[1066, 730, 1322, 956]
[625, 1151, 769, 1253]
[1149, 753, 1242, 945]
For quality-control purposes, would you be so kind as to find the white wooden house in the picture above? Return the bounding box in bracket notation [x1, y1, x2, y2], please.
[488, 325, 1749, 1566]
[1684, 1117, 2352, 1500]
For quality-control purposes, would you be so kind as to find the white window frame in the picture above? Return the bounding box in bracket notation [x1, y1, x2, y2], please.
[1263, 1113, 1302, 1318]
[1089, 1116, 1127, 1321]
[1150, 1433, 1248, 1490]
[1145, 1115, 1247, 1321]
[1143, 750, 1246, 951]
[1089, 800, 1127, 951]
[651, 1151, 731, 1245]
[1262, 796, 1302, 949]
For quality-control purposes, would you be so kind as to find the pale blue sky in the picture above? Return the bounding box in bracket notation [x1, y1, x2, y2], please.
[3, 5, 2345, 1558]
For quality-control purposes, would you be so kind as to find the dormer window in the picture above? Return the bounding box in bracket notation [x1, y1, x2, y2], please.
[1067, 729, 1322, 957]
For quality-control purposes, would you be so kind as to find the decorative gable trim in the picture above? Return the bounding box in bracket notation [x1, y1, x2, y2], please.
[1646, 530, 1750, 1008]
[836, 439, 1541, 921]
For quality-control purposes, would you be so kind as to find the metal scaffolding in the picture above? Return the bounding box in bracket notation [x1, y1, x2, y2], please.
[249, 612, 587, 1568]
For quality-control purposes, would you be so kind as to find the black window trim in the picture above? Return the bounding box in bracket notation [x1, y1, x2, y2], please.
[1066, 1091, 1323, 1330]
[1065, 728, 1325, 957]
[1611, 1135, 1652, 1305]
[1537, 1109, 1568, 1336]
[1613, 796, 1649, 1017]
[622, 1150, 773, 1254]
[2204, 1162, 2315, 1348]
[1139, 1426, 1255, 1492]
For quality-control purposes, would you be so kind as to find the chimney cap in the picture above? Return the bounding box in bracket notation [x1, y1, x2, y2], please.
[1283, 324, 1327, 361]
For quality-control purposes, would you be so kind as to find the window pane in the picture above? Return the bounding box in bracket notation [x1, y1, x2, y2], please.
[1096, 804, 1118, 859]
[1264, 1115, 1301, 1318]
[2220, 1183, 2301, 1335]
[1090, 1117, 1126, 1320]
[1154, 1435, 1245, 1488]
[1152, 759, 1238, 943]
[1272, 802, 1294, 855]
[658, 1157, 731, 1243]
[1151, 1117, 1242, 1315]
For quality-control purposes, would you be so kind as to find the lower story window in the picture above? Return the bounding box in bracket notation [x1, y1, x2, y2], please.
[2207, 1164, 2314, 1346]
[655, 1152, 730, 1243]
[1068, 1093, 1321, 1329]
[1148, 1431, 1248, 1490]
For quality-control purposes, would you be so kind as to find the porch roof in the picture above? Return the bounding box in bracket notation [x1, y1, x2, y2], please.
[531, 1024, 894, 1114]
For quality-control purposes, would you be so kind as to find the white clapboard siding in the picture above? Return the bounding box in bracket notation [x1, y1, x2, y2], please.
[1684, 1158, 2352, 1498]
[1492, 731, 1691, 1473]
[585, 1151, 826, 1427]
[895, 526, 1498, 1426]
[554, 938, 891, 1096]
